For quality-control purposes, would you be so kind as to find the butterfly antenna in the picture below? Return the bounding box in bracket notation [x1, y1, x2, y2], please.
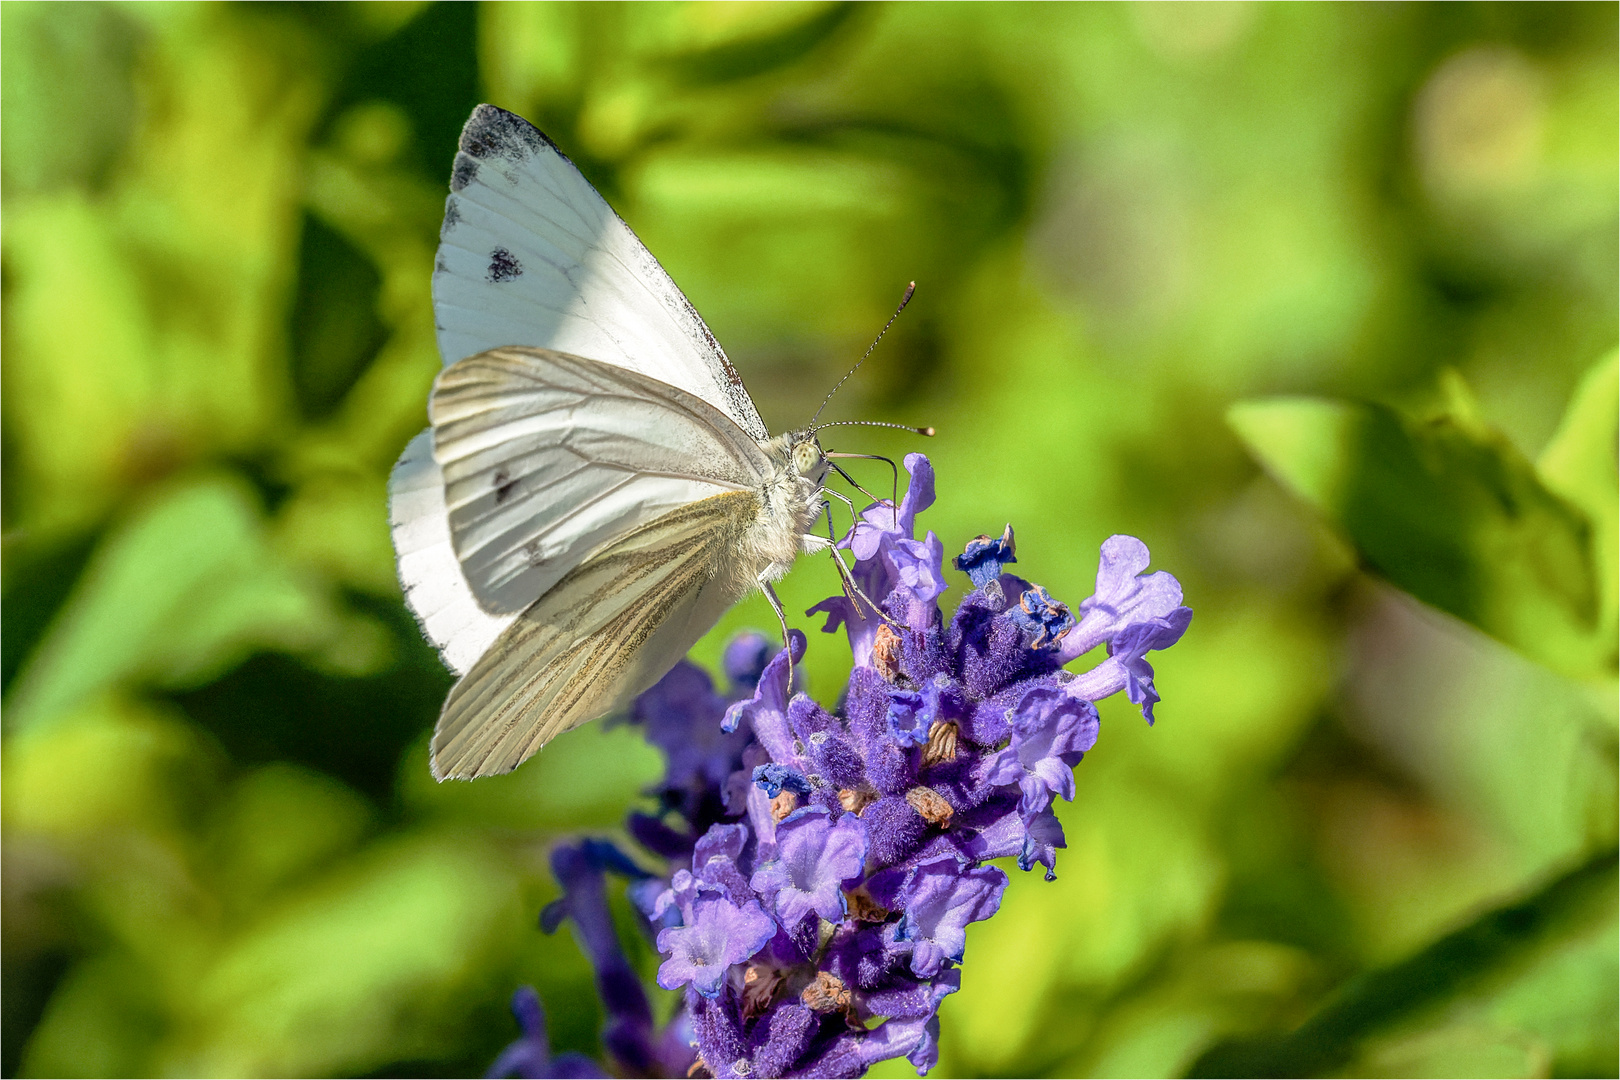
[814, 419, 935, 437]
[809, 281, 916, 427]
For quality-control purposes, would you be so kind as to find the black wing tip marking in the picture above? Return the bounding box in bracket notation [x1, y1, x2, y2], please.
[459, 103, 559, 162]
[487, 247, 524, 283]
[450, 156, 479, 192]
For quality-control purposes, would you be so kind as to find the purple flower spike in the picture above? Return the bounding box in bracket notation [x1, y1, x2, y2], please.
[514, 457, 1191, 1079]
[540, 843, 660, 1074]
[983, 686, 1099, 816]
[656, 894, 776, 998]
[893, 858, 1008, 978]
[750, 807, 868, 926]
[487, 986, 607, 1079]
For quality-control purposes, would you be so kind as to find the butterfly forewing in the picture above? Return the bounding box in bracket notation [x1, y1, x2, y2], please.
[431, 490, 760, 779]
[432, 104, 768, 441]
[430, 346, 770, 617]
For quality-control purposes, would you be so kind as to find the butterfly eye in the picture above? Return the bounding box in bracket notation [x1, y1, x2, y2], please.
[793, 442, 820, 477]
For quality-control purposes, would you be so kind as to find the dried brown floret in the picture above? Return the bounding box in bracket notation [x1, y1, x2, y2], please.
[905, 785, 954, 827]
[800, 971, 853, 1014]
[923, 720, 959, 766]
[838, 785, 877, 815]
[872, 623, 905, 681]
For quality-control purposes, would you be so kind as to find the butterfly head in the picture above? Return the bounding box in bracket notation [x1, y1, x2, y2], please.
[789, 431, 828, 481]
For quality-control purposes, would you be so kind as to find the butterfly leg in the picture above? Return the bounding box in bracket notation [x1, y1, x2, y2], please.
[758, 576, 796, 692]
[817, 492, 903, 630]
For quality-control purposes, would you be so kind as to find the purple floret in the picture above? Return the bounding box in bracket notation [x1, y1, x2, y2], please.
[657, 894, 777, 999]
[983, 685, 1100, 816]
[749, 807, 868, 926]
[889, 857, 1007, 978]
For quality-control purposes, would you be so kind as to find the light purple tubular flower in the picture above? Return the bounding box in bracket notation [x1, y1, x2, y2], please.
[1058, 534, 1192, 721]
[721, 631, 804, 767]
[487, 986, 607, 1079]
[749, 807, 868, 926]
[656, 893, 776, 999]
[1018, 807, 1067, 882]
[983, 685, 1100, 816]
[810, 453, 943, 658]
[893, 858, 1008, 978]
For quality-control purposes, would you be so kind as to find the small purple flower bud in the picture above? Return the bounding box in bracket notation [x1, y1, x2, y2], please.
[886, 689, 929, 747]
[954, 524, 1017, 603]
[487, 986, 607, 1079]
[751, 763, 812, 799]
[722, 631, 777, 692]
[1007, 584, 1076, 650]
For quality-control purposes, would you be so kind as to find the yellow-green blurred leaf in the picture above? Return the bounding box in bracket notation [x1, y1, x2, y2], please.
[7, 475, 341, 730]
[1229, 395, 1607, 678]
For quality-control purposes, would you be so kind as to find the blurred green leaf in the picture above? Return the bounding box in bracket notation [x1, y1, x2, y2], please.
[154, 831, 526, 1077]
[1229, 394, 1606, 678]
[1539, 349, 1620, 658]
[287, 213, 388, 420]
[6, 475, 343, 732]
[1539, 349, 1619, 529]
[0, 1, 140, 195]
[1188, 846, 1618, 1078]
[661, 2, 857, 86]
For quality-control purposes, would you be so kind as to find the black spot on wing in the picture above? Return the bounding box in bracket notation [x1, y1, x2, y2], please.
[487, 247, 523, 283]
[450, 155, 478, 192]
[492, 468, 518, 505]
[442, 198, 460, 231]
[435, 256, 448, 274]
[459, 103, 551, 163]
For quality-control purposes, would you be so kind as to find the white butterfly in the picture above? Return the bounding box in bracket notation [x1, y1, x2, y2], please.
[390, 105, 905, 781]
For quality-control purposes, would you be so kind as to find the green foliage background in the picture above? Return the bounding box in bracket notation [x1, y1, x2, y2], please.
[2, 3, 1615, 1077]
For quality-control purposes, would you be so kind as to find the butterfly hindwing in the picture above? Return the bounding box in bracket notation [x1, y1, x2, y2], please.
[429, 346, 771, 617]
[388, 429, 516, 677]
[430, 490, 760, 779]
[432, 104, 768, 441]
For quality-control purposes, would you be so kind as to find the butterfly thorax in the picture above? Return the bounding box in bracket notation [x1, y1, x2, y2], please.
[749, 430, 828, 583]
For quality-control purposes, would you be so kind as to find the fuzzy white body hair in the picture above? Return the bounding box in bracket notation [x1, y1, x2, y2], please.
[740, 431, 830, 589]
